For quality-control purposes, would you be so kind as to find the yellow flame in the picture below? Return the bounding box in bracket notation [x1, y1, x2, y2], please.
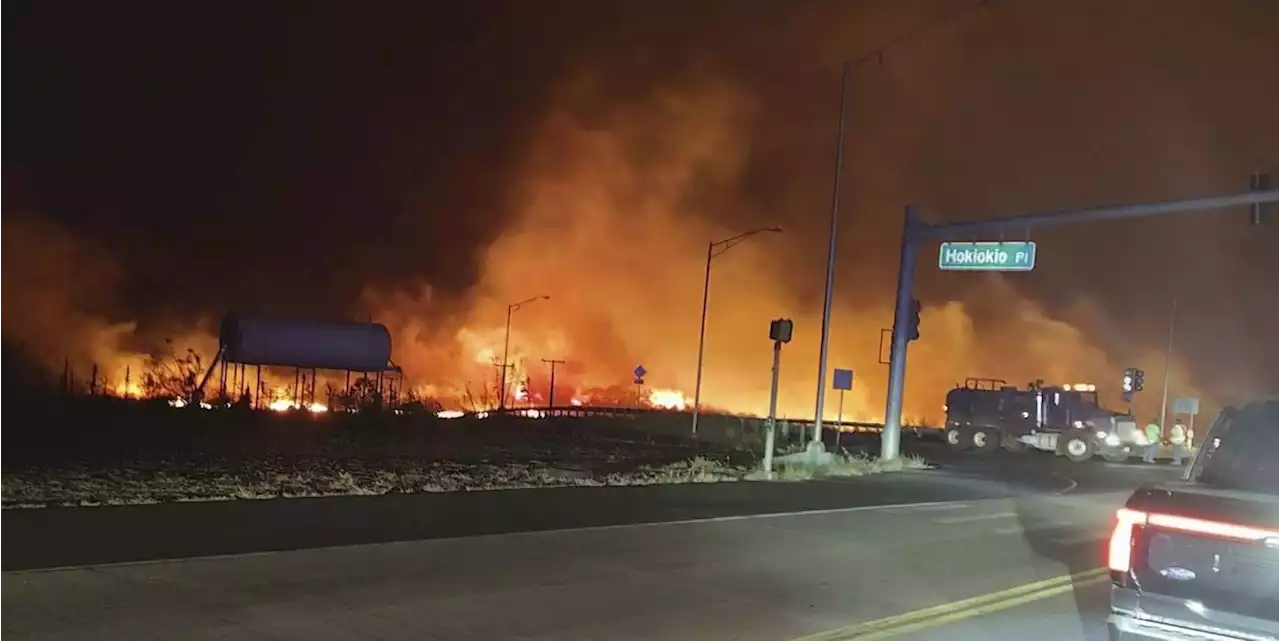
[648, 388, 687, 410]
[264, 399, 328, 413]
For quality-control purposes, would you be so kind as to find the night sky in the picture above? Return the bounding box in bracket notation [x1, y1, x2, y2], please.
[5, 0, 1277, 419]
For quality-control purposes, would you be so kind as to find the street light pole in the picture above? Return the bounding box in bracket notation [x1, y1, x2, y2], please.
[1158, 296, 1178, 432]
[796, 0, 998, 455]
[690, 226, 782, 437]
[691, 242, 714, 437]
[810, 61, 850, 453]
[499, 295, 550, 410]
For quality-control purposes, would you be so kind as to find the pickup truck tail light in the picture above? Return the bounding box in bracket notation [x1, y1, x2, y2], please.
[1107, 507, 1280, 573]
[1108, 508, 1148, 572]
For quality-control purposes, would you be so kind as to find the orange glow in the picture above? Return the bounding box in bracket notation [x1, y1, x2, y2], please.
[0, 70, 1218, 425]
[114, 381, 143, 398]
[648, 388, 687, 410]
[266, 398, 328, 413]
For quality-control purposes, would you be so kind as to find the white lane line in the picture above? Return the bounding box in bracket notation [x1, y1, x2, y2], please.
[5, 498, 976, 575]
[992, 525, 1025, 535]
[934, 511, 1018, 524]
[887, 503, 972, 513]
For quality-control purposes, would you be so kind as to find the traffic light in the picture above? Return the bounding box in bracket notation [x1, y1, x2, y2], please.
[1250, 172, 1274, 226]
[1122, 368, 1135, 393]
[769, 318, 794, 343]
[1134, 368, 1145, 392]
[907, 298, 921, 341]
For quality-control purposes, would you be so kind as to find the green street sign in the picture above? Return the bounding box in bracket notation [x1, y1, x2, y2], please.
[938, 241, 1036, 271]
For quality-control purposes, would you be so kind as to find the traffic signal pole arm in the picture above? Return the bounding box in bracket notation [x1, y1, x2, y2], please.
[920, 190, 1277, 241]
[880, 187, 1279, 462]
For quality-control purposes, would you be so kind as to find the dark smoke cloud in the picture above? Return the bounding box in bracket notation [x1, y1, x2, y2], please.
[5, 0, 1275, 419]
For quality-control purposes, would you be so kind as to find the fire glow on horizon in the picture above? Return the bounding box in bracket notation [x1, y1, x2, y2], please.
[2, 49, 1227, 425]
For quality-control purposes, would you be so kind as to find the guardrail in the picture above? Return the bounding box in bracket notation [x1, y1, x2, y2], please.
[485, 406, 940, 433]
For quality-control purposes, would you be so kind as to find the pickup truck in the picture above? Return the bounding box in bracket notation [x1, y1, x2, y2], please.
[1107, 398, 1279, 641]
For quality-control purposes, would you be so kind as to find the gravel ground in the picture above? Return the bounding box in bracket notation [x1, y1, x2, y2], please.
[3, 399, 929, 509]
[1, 457, 754, 508]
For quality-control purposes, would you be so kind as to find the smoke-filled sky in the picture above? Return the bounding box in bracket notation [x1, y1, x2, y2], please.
[5, 0, 1277, 421]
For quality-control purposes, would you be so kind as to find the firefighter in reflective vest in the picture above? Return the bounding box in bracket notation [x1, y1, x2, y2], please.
[1170, 419, 1190, 466]
[1142, 418, 1162, 463]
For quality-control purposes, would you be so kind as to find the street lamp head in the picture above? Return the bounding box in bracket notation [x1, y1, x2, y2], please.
[511, 295, 551, 311]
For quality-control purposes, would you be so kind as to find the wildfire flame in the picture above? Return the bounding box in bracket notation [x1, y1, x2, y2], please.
[267, 398, 327, 413]
[0, 62, 1222, 427]
[647, 388, 686, 410]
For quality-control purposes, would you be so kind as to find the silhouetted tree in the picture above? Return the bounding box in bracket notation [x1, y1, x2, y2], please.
[401, 388, 444, 415]
[141, 339, 203, 400]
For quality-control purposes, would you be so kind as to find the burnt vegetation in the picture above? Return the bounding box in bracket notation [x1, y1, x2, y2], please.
[2, 350, 758, 486]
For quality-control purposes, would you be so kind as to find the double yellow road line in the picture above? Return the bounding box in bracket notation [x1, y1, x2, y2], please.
[791, 567, 1109, 641]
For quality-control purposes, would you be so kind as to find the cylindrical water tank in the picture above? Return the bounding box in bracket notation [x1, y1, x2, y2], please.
[218, 314, 393, 372]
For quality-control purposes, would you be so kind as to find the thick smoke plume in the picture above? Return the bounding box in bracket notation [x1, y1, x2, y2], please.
[365, 67, 1207, 423]
[3, 214, 217, 395]
[8, 0, 1271, 424]
[3, 68, 1209, 422]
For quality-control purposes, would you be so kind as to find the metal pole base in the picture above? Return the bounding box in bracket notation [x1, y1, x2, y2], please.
[804, 439, 831, 465]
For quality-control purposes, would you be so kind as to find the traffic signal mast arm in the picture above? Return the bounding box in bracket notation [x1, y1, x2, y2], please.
[881, 187, 1279, 462]
[918, 190, 1277, 241]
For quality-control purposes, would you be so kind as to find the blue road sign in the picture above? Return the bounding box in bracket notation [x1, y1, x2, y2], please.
[833, 368, 854, 391]
[633, 365, 647, 379]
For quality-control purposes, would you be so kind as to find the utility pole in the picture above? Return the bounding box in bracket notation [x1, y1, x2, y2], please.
[880, 189, 1277, 462]
[542, 358, 565, 408]
[1159, 297, 1178, 433]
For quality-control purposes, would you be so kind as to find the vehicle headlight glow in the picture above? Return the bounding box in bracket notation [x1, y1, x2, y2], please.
[1096, 430, 1108, 439]
[1105, 434, 1121, 447]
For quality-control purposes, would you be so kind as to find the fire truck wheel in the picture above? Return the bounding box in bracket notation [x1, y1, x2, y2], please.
[971, 427, 1000, 453]
[1063, 432, 1095, 462]
[945, 426, 970, 451]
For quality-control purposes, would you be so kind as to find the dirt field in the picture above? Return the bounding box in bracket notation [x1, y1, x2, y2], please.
[3, 397, 760, 507]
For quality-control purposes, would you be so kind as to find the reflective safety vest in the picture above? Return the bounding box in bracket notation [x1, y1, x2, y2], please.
[1144, 422, 1162, 444]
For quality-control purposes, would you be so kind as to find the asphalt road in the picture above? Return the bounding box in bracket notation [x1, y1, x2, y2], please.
[3, 447, 1184, 640]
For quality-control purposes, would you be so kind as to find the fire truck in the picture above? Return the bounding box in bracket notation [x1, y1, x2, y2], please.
[943, 378, 1142, 462]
